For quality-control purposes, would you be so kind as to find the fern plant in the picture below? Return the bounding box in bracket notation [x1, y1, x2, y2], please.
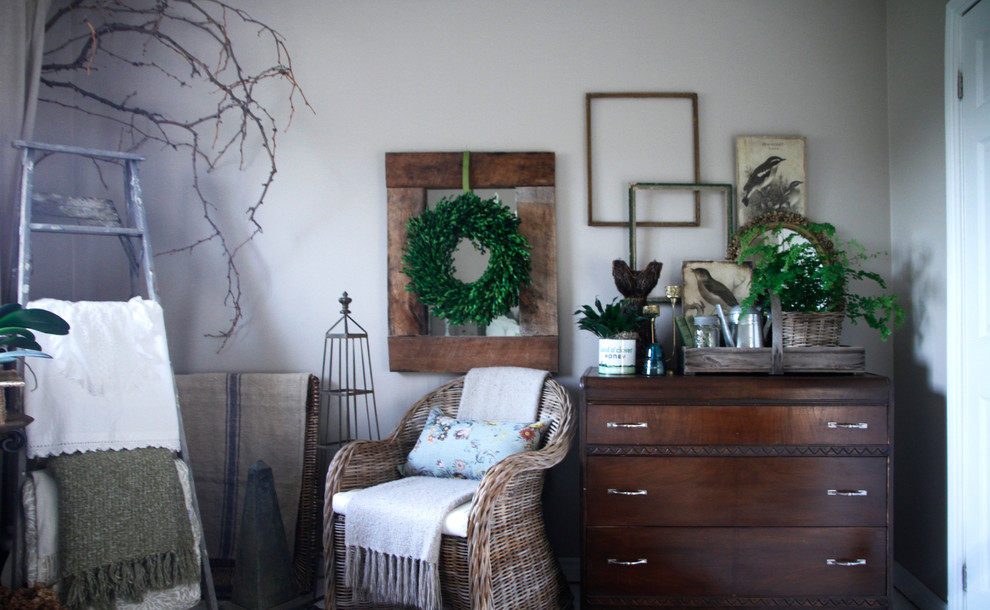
[736, 222, 904, 341]
[574, 297, 645, 339]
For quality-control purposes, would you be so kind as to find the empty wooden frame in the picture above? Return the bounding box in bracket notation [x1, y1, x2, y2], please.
[386, 152, 558, 373]
[586, 92, 700, 227]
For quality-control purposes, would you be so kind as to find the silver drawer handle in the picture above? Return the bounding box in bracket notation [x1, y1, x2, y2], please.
[608, 488, 648, 496]
[608, 558, 648, 566]
[827, 558, 867, 567]
[827, 489, 868, 496]
[828, 421, 868, 429]
[607, 422, 648, 429]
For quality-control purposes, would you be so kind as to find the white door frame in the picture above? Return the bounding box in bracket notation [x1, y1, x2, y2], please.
[946, 0, 983, 607]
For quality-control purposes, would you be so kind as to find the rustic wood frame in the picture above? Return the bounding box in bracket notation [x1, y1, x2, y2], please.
[386, 152, 558, 373]
[586, 92, 700, 227]
[626, 182, 735, 270]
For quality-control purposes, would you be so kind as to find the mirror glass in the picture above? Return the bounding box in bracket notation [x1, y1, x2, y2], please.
[424, 188, 521, 338]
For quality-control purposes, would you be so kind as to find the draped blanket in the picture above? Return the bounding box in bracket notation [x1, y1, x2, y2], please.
[175, 373, 309, 571]
[24, 298, 181, 458]
[47, 448, 199, 610]
[458, 366, 547, 422]
[344, 477, 479, 610]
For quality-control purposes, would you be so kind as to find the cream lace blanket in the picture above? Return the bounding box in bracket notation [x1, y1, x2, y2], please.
[344, 476, 478, 610]
[457, 366, 547, 421]
[24, 298, 181, 458]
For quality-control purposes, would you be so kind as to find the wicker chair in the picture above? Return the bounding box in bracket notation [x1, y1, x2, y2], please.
[323, 375, 575, 609]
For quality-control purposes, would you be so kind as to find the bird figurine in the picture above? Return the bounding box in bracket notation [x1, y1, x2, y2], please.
[692, 267, 738, 309]
[612, 259, 663, 300]
[741, 155, 785, 206]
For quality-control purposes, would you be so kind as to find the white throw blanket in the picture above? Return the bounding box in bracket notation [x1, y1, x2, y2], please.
[24, 298, 181, 458]
[457, 366, 548, 422]
[344, 476, 479, 610]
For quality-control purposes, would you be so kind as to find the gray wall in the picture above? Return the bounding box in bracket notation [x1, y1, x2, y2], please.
[888, 0, 949, 601]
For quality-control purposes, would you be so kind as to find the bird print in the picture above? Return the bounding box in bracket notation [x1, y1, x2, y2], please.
[741, 155, 785, 206]
[692, 267, 739, 309]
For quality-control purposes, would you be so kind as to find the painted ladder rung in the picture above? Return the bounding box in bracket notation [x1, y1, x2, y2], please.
[29, 223, 143, 237]
[32, 193, 124, 228]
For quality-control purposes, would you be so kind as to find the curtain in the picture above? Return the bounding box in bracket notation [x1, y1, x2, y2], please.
[1, 0, 51, 304]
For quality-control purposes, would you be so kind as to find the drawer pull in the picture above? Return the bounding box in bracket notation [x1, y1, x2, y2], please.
[827, 558, 867, 567]
[828, 421, 869, 429]
[827, 489, 868, 497]
[607, 488, 648, 496]
[608, 558, 648, 566]
[606, 422, 648, 429]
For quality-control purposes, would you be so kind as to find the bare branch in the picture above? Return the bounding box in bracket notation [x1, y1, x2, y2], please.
[42, 0, 313, 350]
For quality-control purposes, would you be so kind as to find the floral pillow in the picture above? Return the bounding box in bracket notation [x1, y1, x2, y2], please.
[398, 406, 549, 480]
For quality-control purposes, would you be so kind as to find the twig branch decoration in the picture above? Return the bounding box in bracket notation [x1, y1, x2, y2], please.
[41, 0, 311, 350]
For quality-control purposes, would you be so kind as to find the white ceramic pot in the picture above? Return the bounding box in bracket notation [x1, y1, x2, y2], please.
[598, 337, 637, 375]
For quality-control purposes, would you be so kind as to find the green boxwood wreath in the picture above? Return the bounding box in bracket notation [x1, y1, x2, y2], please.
[402, 192, 531, 327]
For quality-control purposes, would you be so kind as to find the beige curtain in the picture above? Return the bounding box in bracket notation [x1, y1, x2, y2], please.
[1, 0, 51, 303]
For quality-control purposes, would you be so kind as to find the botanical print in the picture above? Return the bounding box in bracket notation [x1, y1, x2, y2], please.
[736, 136, 806, 227]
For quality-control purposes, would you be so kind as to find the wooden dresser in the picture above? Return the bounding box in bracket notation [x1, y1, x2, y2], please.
[579, 369, 892, 609]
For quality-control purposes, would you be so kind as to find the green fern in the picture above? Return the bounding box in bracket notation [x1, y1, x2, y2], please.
[736, 222, 905, 341]
[574, 297, 645, 339]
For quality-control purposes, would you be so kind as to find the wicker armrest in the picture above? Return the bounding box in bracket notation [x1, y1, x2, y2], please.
[465, 437, 572, 608]
[325, 438, 405, 497]
[469, 443, 563, 522]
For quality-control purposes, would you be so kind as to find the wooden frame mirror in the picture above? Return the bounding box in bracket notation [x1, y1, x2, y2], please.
[727, 211, 836, 262]
[386, 152, 558, 372]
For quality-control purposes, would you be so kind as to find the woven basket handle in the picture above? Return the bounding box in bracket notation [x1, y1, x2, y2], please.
[770, 292, 783, 375]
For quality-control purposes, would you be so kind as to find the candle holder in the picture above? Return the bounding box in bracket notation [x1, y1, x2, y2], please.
[641, 304, 664, 376]
[665, 285, 681, 368]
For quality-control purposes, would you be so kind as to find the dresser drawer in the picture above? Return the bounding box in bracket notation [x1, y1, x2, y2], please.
[585, 404, 888, 446]
[586, 456, 888, 526]
[584, 526, 887, 597]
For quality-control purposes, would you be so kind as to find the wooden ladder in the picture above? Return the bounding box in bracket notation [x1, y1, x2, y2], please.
[13, 140, 157, 305]
[11, 140, 218, 609]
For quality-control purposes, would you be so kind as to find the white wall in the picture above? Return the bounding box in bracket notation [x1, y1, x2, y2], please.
[30, 0, 894, 560]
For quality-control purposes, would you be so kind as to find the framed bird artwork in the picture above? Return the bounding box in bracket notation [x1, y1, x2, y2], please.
[735, 136, 807, 227]
[680, 260, 753, 319]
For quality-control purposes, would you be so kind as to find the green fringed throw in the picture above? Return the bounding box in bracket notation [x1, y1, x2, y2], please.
[48, 447, 199, 610]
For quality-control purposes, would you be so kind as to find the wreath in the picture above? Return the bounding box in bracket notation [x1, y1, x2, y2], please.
[402, 192, 531, 327]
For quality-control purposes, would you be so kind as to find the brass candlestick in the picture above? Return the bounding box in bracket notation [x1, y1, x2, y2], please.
[665, 285, 681, 366]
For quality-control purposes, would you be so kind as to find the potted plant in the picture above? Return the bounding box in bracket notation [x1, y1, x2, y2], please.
[0, 303, 70, 424]
[0, 303, 70, 363]
[574, 297, 645, 375]
[735, 220, 904, 346]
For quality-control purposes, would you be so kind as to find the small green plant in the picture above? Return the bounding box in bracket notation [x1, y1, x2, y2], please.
[736, 222, 904, 341]
[0, 303, 70, 363]
[574, 297, 645, 339]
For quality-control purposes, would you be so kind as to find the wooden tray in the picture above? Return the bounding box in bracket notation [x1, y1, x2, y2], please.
[682, 294, 864, 375]
[682, 346, 865, 375]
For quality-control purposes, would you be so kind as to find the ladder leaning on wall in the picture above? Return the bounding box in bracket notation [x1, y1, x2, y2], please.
[12, 139, 218, 608]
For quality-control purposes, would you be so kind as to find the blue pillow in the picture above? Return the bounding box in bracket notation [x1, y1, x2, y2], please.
[398, 406, 549, 479]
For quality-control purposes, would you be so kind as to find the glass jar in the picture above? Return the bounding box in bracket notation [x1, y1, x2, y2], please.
[692, 316, 721, 348]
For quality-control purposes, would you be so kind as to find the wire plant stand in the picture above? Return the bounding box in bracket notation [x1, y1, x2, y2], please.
[318, 292, 380, 478]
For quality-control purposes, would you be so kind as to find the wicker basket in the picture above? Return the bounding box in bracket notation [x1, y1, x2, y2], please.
[780, 311, 844, 347]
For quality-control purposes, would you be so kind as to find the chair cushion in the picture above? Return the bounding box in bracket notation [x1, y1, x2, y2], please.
[332, 489, 472, 538]
[397, 406, 548, 480]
